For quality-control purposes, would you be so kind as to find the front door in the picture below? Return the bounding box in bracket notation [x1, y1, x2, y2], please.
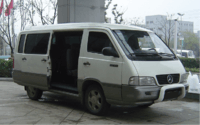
[80, 30, 123, 101]
[21, 32, 51, 89]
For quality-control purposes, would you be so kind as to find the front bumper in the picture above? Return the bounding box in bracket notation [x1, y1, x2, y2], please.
[154, 84, 186, 103]
[122, 83, 188, 105]
[122, 85, 160, 105]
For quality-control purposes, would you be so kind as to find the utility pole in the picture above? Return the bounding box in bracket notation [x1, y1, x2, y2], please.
[178, 13, 184, 56]
[174, 19, 178, 55]
[2, 0, 5, 55]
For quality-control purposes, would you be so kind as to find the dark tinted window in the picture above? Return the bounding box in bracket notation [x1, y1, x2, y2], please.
[18, 34, 26, 53]
[53, 31, 83, 45]
[88, 32, 114, 54]
[25, 33, 50, 54]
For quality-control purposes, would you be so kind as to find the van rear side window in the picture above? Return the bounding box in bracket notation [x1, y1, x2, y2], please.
[18, 34, 26, 53]
[25, 33, 50, 54]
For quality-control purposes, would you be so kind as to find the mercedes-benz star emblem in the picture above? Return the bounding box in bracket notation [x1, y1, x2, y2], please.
[167, 75, 173, 84]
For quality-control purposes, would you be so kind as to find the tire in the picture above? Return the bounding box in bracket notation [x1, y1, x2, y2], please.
[26, 86, 43, 100]
[138, 103, 153, 108]
[84, 85, 109, 115]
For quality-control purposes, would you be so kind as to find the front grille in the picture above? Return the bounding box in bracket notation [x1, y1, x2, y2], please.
[156, 74, 180, 85]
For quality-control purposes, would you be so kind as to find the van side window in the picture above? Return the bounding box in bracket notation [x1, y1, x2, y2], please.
[25, 33, 50, 54]
[18, 34, 26, 53]
[88, 32, 115, 54]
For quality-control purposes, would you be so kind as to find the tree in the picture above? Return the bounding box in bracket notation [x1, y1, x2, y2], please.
[0, 0, 15, 55]
[18, 0, 58, 27]
[17, 0, 35, 30]
[31, 0, 58, 25]
[112, 4, 124, 24]
[122, 17, 144, 27]
[0, 0, 58, 55]
[104, 0, 125, 24]
[149, 14, 177, 47]
[182, 31, 199, 57]
[0, 38, 3, 55]
[104, 0, 112, 23]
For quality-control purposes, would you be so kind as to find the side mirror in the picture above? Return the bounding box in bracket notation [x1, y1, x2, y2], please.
[102, 47, 119, 58]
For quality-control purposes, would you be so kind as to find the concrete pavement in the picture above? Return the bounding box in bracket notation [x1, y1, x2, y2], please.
[0, 81, 199, 124]
[0, 77, 13, 81]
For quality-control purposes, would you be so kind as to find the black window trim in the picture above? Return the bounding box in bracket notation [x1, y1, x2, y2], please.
[18, 34, 27, 53]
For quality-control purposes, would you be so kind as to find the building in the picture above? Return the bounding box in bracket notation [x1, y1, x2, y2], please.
[145, 15, 194, 38]
[58, 0, 105, 23]
[195, 30, 200, 38]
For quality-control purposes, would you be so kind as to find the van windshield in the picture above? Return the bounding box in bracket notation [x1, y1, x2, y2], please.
[113, 30, 176, 60]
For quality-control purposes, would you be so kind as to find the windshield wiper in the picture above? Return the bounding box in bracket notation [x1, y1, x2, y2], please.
[148, 48, 157, 51]
[131, 53, 162, 57]
[158, 53, 175, 57]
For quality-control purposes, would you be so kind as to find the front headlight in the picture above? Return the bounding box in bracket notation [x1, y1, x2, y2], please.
[129, 76, 156, 86]
[180, 73, 189, 83]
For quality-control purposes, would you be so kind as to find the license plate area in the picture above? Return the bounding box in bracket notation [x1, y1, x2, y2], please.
[163, 88, 182, 101]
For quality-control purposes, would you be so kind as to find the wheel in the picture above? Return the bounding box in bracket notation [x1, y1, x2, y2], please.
[138, 103, 153, 108]
[26, 86, 43, 100]
[84, 85, 109, 115]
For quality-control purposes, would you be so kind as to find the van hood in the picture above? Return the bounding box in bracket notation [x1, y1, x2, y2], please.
[132, 60, 186, 76]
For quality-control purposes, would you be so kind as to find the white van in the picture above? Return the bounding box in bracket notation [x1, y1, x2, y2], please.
[177, 50, 195, 58]
[13, 23, 189, 115]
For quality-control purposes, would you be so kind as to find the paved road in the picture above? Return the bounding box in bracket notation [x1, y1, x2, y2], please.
[0, 81, 199, 124]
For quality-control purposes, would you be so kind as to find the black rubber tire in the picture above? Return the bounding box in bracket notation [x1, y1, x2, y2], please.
[138, 103, 153, 108]
[26, 86, 43, 100]
[84, 85, 109, 116]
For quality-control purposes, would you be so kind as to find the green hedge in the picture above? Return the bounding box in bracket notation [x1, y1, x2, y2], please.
[0, 59, 13, 77]
[179, 58, 199, 68]
[185, 67, 199, 73]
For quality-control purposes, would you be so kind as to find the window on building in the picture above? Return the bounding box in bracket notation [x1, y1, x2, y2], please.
[25, 33, 50, 54]
[146, 21, 149, 24]
[87, 32, 116, 54]
[150, 21, 153, 24]
[18, 34, 26, 53]
[158, 28, 162, 31]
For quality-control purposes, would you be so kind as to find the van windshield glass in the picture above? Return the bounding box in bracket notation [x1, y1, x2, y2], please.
[113, 30, 174, 58]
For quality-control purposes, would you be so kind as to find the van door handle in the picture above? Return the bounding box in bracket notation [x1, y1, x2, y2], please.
[41, 59, 47, 62]
[110, 64, 118, 67]
[22, 57, 26, 61]
[83, 62, 90, 66]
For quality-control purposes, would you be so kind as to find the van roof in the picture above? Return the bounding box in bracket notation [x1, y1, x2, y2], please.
[23, 23, 152, 32]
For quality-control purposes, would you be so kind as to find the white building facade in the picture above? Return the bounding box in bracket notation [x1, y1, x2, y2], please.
[145, 15, 194, 38]
[195, 30, 200, 38]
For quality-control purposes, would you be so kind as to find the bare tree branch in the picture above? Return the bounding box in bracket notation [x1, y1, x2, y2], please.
[112, 4, 124, 24]
[152, 14, 176, 46]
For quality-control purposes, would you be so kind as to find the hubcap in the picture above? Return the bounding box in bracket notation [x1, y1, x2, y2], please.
[88, 90, 102, 111]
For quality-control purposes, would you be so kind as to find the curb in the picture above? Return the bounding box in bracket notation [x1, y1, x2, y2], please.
[0, 78, 13, 81]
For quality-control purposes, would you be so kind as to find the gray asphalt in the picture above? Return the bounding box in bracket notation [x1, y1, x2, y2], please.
[0, 81, 199, 124]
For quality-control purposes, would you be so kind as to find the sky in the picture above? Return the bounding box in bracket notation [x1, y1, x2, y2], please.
[106, 0, 200, 33]
[10, 0, 200, 34]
